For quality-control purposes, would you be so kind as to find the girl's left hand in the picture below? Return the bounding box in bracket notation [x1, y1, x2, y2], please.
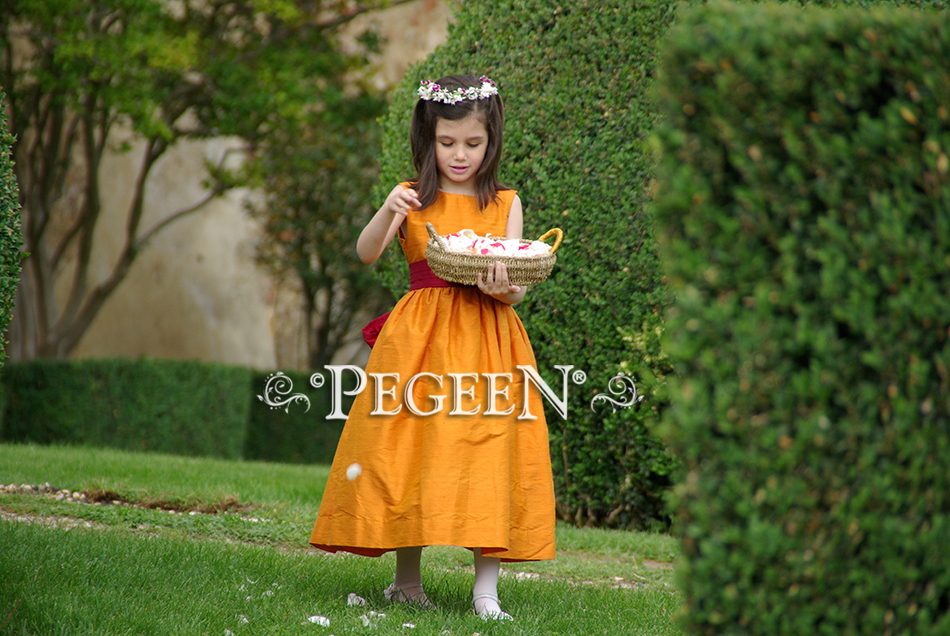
[477, 262, 521, 297]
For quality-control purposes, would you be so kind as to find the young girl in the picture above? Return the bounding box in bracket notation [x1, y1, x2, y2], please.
[310, 74, 555, 621]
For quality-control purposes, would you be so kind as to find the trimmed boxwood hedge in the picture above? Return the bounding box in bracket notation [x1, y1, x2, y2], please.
[1, 359, 350, 464]
[653, 3, 950, 634]
[244, 369, 345, 465]
[2, 358, 252, 459]
[370, 0, 949, 531]
[0, 92, 23, 371]
[374, 0, 678, 530]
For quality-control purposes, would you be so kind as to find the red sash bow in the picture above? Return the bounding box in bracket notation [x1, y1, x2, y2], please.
[361, 261, 467, 348]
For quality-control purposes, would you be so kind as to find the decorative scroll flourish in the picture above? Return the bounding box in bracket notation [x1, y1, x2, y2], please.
[257, 372, 310, 413]
[590, 372, 644, 413]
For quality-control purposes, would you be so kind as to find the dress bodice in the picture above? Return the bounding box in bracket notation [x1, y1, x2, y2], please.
[397, 185, 517, 264]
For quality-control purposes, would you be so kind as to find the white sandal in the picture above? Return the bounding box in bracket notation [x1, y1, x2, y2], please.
[472, 593, 513, 621]
[383, 583, 436, 609]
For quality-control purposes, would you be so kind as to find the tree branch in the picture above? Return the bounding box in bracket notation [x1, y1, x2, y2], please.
[316, 0, 419, 31]
[49, 143, 238, 356]
[135, 145, 242, 247]
[48, 111, 93, 272]
[55, 99, 106, 332]
[136, 188, 219, 249]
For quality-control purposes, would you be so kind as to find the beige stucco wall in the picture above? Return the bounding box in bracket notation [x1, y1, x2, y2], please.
[69, 134, 278, 368]
[343, 0, 454, 90]
[67, 0, 452, 370]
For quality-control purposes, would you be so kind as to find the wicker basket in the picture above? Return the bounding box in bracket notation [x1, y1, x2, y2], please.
[425, 222, 563, 286]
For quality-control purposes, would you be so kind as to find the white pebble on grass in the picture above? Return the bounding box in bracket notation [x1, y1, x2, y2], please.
[307, 615, 331, 626]
[347, 593, 367, 606]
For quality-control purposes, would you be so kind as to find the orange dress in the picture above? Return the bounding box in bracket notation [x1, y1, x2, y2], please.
[309, 186, 556, 562]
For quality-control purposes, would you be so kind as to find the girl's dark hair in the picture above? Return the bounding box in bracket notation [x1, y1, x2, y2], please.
[408, 74, 509, 210]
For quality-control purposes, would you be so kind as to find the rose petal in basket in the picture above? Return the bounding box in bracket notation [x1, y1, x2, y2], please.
[425, 222, 563, 287]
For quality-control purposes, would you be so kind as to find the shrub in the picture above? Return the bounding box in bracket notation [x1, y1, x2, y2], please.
[2, 358, 252, 459]
[0, 92, 23, 370]
[653, 3, 950, 634]
[244, 369, 346, 465]
[374, 0, 678, 530]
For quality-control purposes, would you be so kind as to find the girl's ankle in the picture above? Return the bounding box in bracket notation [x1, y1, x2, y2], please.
[473, 593, 512, 621]
[385, 582, 435, 609]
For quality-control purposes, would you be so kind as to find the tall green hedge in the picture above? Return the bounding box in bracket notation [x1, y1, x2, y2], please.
[2, 358, 252, 459]
[244, 369, 346, 465]
[374, 0, 678, 530]
[1, 359, 351, 464]
[0, 92, 23, 370]
[654, 4, 950, 634]
[370, 0, 947, 531]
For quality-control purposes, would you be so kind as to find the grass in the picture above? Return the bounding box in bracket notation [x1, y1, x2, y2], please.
[0, 443, 685, 635]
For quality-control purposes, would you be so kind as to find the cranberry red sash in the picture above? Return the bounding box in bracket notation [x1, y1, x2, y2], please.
[408, 259, 465, 291]
[362, 261, 467, 348]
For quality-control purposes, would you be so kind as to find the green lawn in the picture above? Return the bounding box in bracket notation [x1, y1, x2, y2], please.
[0, 443, 684, 635]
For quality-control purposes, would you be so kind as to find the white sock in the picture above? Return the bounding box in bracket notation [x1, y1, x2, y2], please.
[473, 548, 505, 618]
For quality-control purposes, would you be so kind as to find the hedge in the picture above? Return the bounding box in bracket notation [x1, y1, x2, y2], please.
[374, 0, 678, 530]
[0, 358, 351, 464]
[0, 92, 23, 370]
[653, 3, 950, 634]
[244, 369, 347, 465]
[369, 0, 948, 531]
[2, 358, 252, 459]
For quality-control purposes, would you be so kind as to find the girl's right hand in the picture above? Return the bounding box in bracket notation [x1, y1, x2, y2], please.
[386, 186, 420, 216]
[358, 185, 418, 264]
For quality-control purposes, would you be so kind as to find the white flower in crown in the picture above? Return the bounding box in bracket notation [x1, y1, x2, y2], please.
[417, 76, 498, 104]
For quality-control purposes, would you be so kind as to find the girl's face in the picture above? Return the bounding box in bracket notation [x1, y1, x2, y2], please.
[434, 114, 488, 192]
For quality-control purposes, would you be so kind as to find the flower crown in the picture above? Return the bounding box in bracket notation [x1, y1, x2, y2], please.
[417, 76, 498, 105]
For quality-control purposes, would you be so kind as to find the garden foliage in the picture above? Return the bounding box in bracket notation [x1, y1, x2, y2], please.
[245, 369, 346, 465]
[1, 0, 386, 359]
[2, 358, 253, 459]
[0, 359, 346, 463]
[374, 0, 678, 530]
[653, 3, 950, 634]
[0, 93, 22, 369]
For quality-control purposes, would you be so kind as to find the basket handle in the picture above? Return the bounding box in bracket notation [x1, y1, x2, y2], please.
[425, 222, 449, 250]
[537, 228, 564, 253]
